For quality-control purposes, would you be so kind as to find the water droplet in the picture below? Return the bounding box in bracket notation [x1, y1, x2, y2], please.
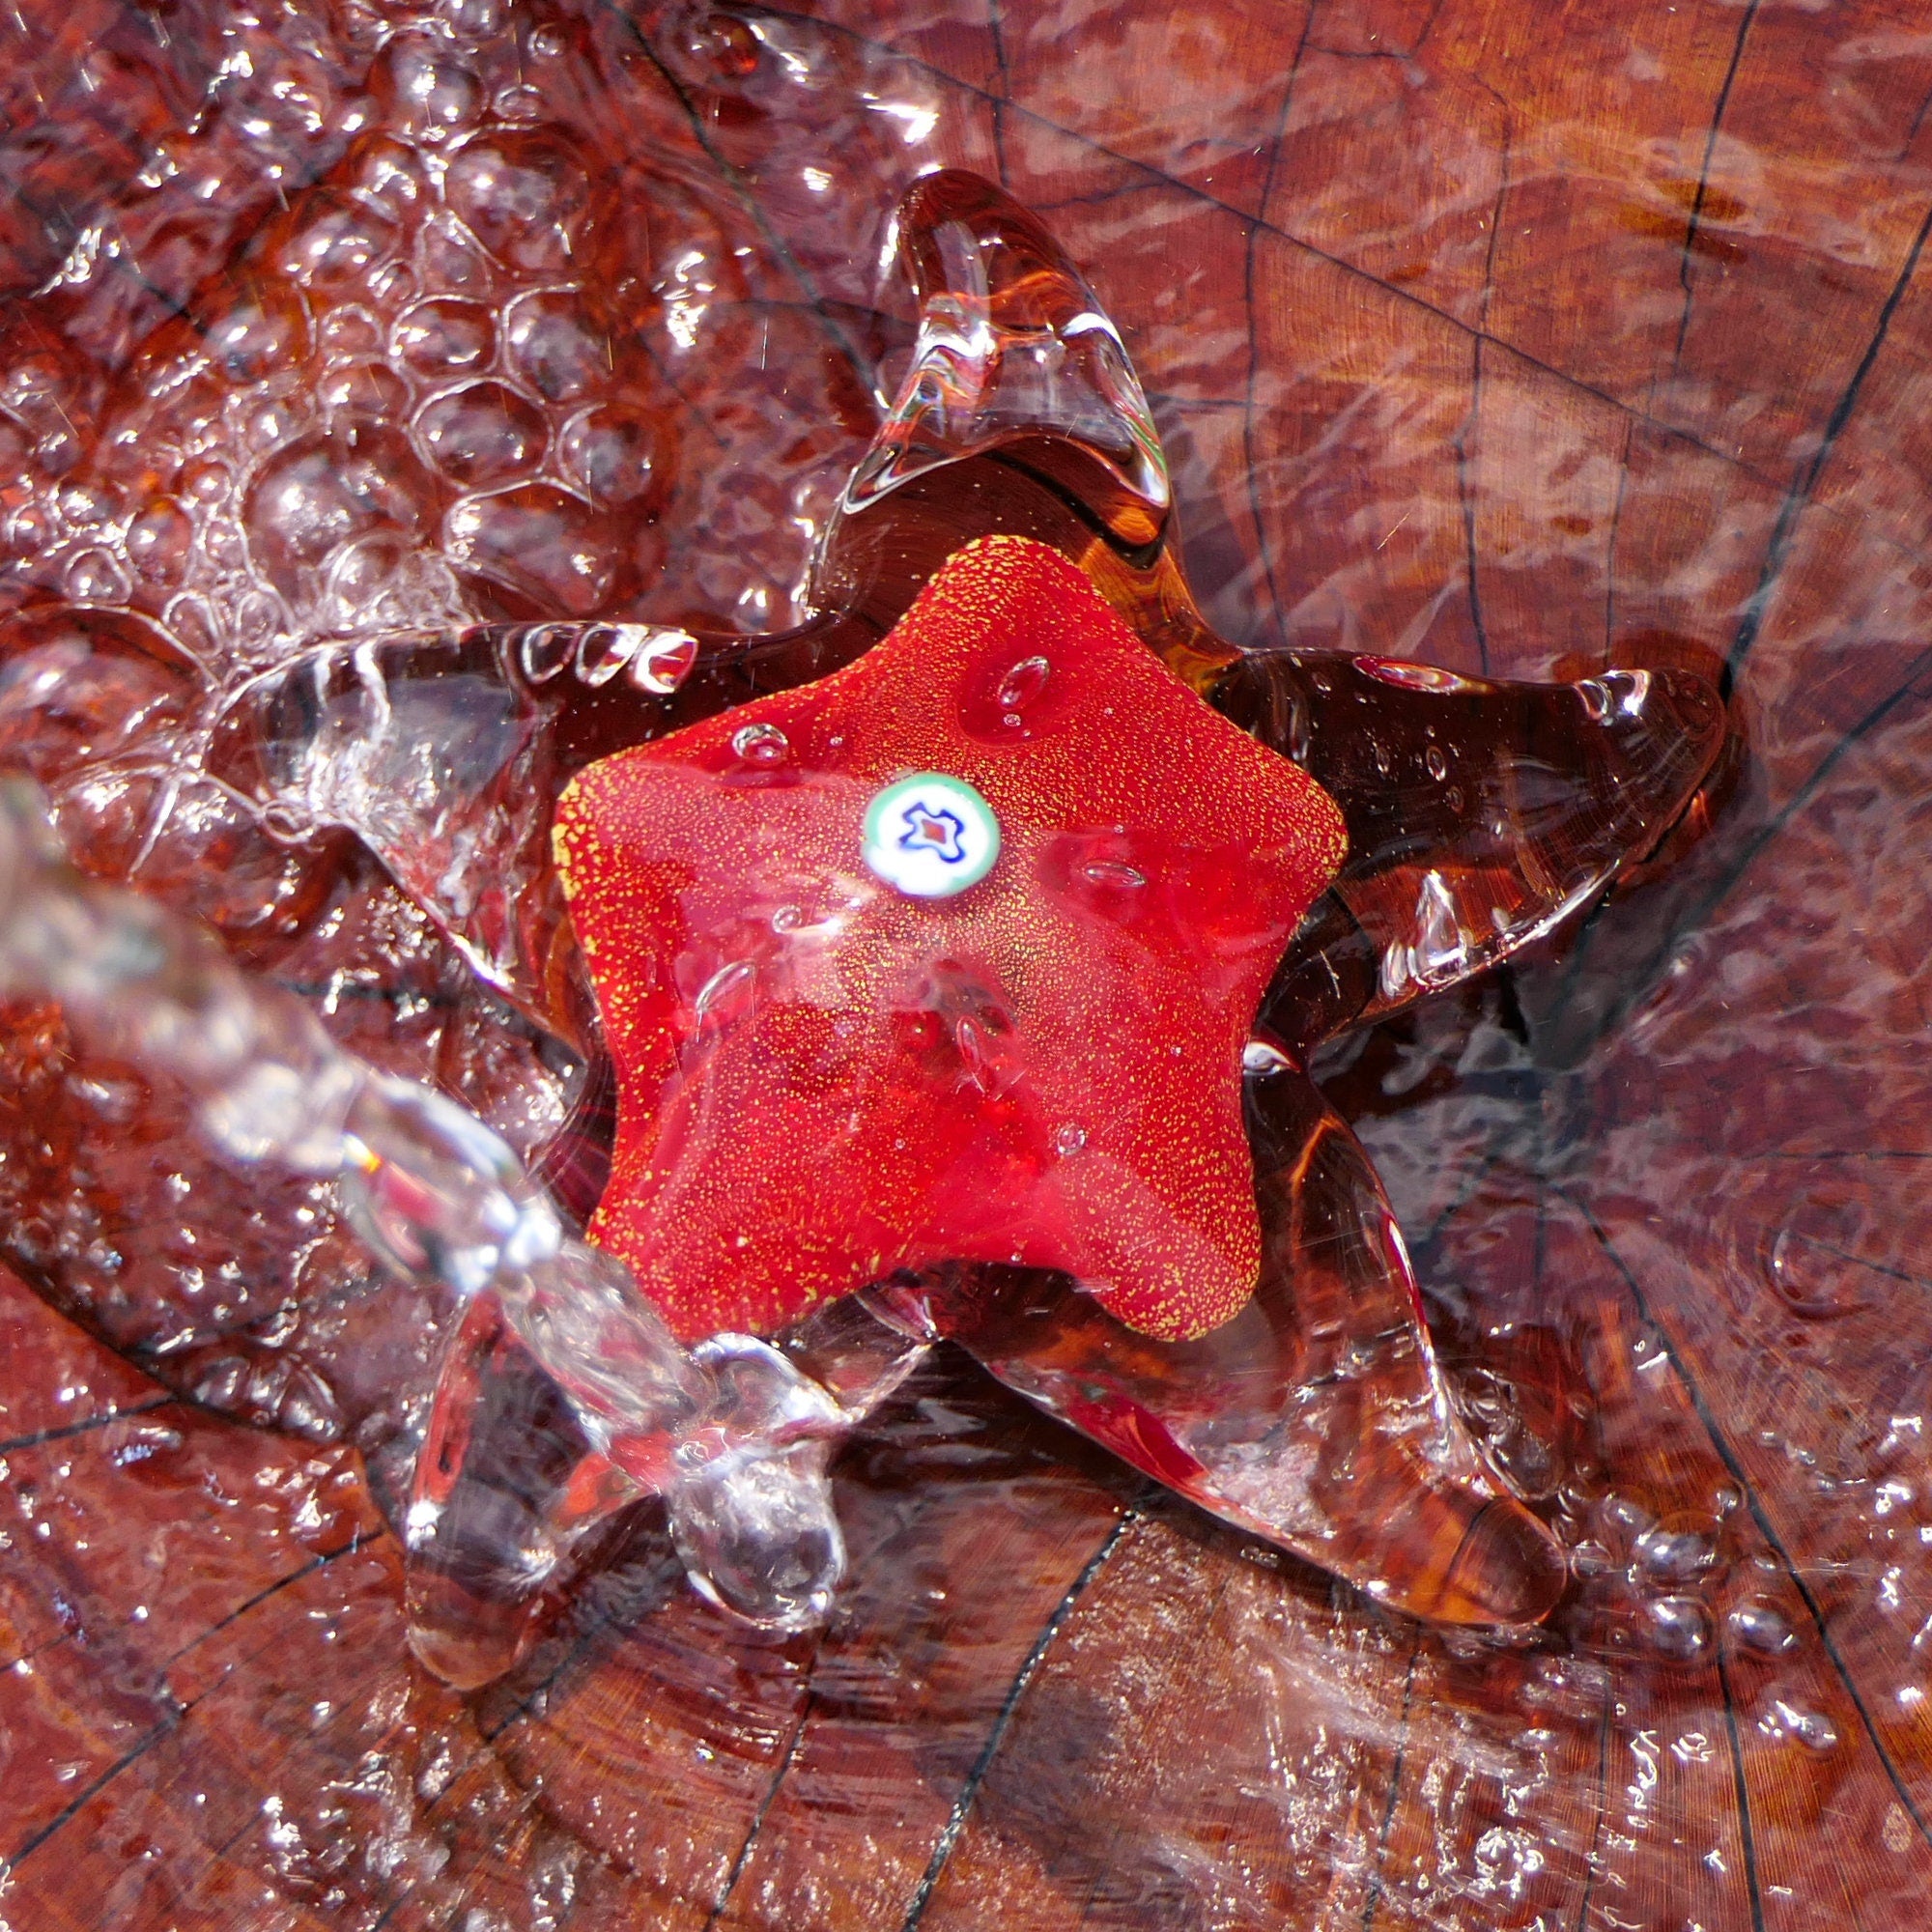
[514, 623, 575, 683]
[198, 282, 309, 384]
[246, 428, 427, 591]
[442, 483, 615, 615]
[58, 484, 114, 527]
[996, 654, 1051, 713]
[731, 722, 789, 767]
[1646, 1594, 1715, 1662]
[276, 191, 400, 291]
[444, 131, 594, 274]
[1577, 668, 1652, 723]
[5, 500, 54, 556]
[1763, 1699, 1838, 1753]
[572, 624, 638, 687]
[557, 403, 666, 509]
[392, 298, 495, 376]
[319, 305, 383, 361]
[63, 547, 130, 605]
[1570, 1538, 1616, 1578]
[494, 84, 544, 122]
[694, 960, 755, 1027]
[1359, 658, 1480, 695]
[415, 217, 490, 298]
[503, 290, 607, 402]
[953, 1014, 1009, 1095]
[1053, 1123, 1087, 1156]
[317, 361, 411, 422]
[1766, 1195, 1875, 1319]
[630, 629, 697, 696]
[415, 381, 547, 488]
[1634, 1523, 1717, 1585]
[1600, 1492, 1656, 1538]
[1728, 1601, 1798, 1657]
[126, 499, 191, 578]
[373, 37, 483, 140]
[346, 135, 427, 221]
[439, 0, 506, 38]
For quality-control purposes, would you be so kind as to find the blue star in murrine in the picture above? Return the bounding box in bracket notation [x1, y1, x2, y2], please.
[896, 800, 968, 864]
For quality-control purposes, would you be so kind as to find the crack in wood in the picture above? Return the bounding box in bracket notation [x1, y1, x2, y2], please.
[896, 1500, 1140, 1930]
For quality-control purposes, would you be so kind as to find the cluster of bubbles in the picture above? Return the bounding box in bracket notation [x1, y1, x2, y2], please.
[0, 0, 876, 1443]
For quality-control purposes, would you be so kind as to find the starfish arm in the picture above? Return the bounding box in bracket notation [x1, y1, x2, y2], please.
[404, 1290, 652, 1688]
[1215, 653, 1726, 1049]
[406, 1288, 898, 1685]
[870, 1063, 1568, 1627]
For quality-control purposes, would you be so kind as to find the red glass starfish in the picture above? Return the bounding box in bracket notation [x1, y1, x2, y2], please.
[218, 170, 1725, 1676]
[553, 532, 1347, 1343]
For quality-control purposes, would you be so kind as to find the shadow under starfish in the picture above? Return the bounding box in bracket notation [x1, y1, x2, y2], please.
[223, 170, 1726, 1681]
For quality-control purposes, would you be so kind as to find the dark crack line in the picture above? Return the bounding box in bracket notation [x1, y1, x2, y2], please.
[356, 1548, 683, 1923]
[1413, 1146, 1510, 1255]
[0, 1394, 170, 1457]
[3, 1715, 179, 1870]
[1666, 0, 1761, 379]
[1240, 7, 1318, 645]
[124, 1260, 390, 1371]
[747, 4, 1850, 533]
[1357, 1637, 1421, 1932]
[1065, 1559, 1237, 1926]
[594, 2, 880, 410]
[475, 1597, 648, 1750]
[896, 1501, 1139, 1931]
[1757, 1148, 1932, 1162]
[1769, 1232, 1932, 1295]
[1725, 190, 1932, 689]
[1564, 641, 1932, 1063]
[702, 1469, 961, 1930]
[731, 0, 1932, 678]
[1903, 74, 1932, 164]
[1140, 388, 1251, 410]
[159, 1523, 385, 1674]
[0, 1626, 74, 1679]
[1566, 1625, 1615, 1930]
[985, 0, 1012, 190]
[1407, 0, 1450, 61]
[702, 1690, 816, 1930]
[1455, 332, 1492, 673]
[1455, 84, 1510, 675]
[1028, 175, 1176, 217]
[1602, 412, 1635, 662]
[1453, 336, 1492, 676]
[1567, 1190, 1932, 1855]
[1716, 1649, 1770, 1932]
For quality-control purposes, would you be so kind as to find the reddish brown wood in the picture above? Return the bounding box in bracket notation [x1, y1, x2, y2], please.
[7, 0, 1932, 1925]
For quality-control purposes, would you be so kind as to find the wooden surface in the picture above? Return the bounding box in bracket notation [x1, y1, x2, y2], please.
[6, 0, 1932, 1924]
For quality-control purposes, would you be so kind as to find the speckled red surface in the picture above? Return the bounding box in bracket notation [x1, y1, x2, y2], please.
[556, 535, 1345, 1339]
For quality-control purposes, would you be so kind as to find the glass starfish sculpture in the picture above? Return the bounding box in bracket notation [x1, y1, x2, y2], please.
[232, 170, 1725, 1683]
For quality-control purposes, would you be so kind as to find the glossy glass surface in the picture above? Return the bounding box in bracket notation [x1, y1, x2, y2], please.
[0, 3, 1926, 1927]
